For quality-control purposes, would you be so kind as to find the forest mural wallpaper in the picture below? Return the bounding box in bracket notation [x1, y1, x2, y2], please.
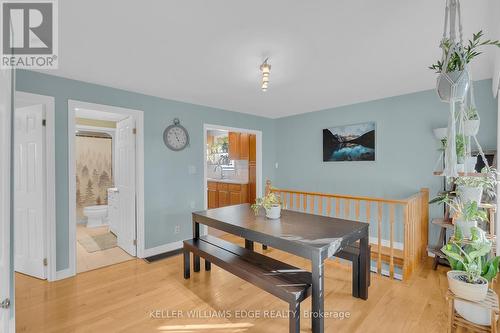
[76, 135, 113, 221]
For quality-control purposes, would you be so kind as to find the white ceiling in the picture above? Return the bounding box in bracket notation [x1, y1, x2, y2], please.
[42, 0, 498, 118]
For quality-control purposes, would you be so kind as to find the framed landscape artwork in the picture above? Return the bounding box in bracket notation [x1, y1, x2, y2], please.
[323, 122, 376, 162]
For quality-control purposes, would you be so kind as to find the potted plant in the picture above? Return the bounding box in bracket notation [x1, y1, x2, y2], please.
[441, 227, 500, 325]
[251, 192, 282, 219]
[455, 168, 498, 203]
[456, 134, 466, 172]
[430, 195, 487, 239]
[430, 31, 500, 102]
[464, 106, 480, 137]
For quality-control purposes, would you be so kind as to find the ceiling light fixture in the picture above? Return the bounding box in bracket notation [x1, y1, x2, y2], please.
[260, 58, 271, 92]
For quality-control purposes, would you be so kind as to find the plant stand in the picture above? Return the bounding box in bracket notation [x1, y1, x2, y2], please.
[447, 289, 499, 333]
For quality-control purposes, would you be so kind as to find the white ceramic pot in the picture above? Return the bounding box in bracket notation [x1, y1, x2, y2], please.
[447, 271, 488, 302]
[465, 156, 478, 173]
[433, 127, 448, 141]
[455, 299, 493, 326]
[454, 219, 478, 239]
[437, 70, 470, 102]
[457, 186, 483, 204]
[265, 205, 281, 219]
[464, 119, 480, 137]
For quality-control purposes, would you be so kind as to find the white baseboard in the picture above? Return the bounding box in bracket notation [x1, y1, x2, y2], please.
[55, 267, 74, 281]
[369, 236, 404, 250]
[142, 241, 183, 258]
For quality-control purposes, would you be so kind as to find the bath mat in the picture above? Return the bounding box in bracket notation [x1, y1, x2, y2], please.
[78, 233, 117, 253]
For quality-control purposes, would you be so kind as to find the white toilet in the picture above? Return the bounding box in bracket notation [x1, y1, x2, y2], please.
[83, 205, 108, 228]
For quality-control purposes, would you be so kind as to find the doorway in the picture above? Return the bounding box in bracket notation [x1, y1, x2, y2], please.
[203, 124, 263, 235]
[68, 101, 145, 276]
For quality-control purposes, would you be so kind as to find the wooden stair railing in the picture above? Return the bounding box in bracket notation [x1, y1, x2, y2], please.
[266, 180, 429, 281]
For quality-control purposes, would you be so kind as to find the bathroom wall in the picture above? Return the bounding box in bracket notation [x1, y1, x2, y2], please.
[75, 135, 113, 221]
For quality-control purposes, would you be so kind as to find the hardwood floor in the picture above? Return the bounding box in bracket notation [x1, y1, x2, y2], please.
[15, 235, 497, 332]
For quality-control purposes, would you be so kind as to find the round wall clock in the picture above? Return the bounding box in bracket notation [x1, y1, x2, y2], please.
[163, 118, 189, 151]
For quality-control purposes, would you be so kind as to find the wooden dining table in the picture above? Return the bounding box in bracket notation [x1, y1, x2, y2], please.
[192, 204, 370, 333]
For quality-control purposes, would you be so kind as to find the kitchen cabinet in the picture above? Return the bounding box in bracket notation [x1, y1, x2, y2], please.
[239, 133, 249, 160]
[207, 181, 248, 208]
[249, 134, 256, 162]
[207, 181, 218, 209]
[228, 132, 240, 160]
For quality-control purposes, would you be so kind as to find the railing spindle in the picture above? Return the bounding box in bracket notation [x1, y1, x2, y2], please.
[326, 198, 332, 216]
[309, 195, 314, 214]
[377, 202, 382, 275]
[389, 204, 395, 279]
[335, 198, 340, 217]
[318, 196, 323, 215]
[296, 193, 300, 210]
[355, 200, 360, 221]
[344, 199, 350, 218]
[303, 194, 307, 212]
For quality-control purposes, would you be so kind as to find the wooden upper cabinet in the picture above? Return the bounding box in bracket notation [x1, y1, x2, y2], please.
[239, 133, 249, 160]
[228, 132, 240, 160]
[249, 134, 256, 163]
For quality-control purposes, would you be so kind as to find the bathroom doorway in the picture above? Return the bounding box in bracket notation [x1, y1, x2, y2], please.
[68, 101, 144, 275]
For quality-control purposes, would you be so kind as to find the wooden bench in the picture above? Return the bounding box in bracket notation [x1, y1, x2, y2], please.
[262, 242, 371, 299]
[183, 235, 312, 333]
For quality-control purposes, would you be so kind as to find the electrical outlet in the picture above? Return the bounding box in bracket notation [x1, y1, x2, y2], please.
[174, 225, 181, 234]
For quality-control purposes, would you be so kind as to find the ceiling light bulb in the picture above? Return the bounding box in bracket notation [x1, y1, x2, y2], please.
[260, 59, 271, 92]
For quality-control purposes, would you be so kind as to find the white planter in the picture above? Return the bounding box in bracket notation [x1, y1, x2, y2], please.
[465, 156, 478, 173]
[457, 185, 483, 204]
[447, 271, 488, 302]
[454, 219, 478, 239]
[464, 119, 480, 137]
[437, 70, 470, 102]
[433, 127, 448, 140]
[265, 205, 281, 219]
[455, 299, 493, 326]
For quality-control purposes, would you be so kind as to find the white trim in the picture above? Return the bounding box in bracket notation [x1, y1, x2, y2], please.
[369, 237, 404, 251]
[142, 241, 183, 258]
[68, 100, 145, 278]
[203, 123, 263, 207]
[54, 267, 73, 281]
[14, 92, 56, 282]
[9, 318, 15, 333]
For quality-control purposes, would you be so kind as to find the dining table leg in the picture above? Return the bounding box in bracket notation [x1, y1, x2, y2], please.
[244, 239, 254, 251]
[359, 234, 369, 300]
[311, 254, 325, 333]
[192, 220, 200, 272]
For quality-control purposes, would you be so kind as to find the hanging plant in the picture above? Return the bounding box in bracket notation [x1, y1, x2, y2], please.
[429, 31, 500, 74]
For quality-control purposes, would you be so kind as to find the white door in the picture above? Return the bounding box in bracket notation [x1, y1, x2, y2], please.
[115, 117, 136, 256]
[14, 105, 46, 279]
[0, 66, 13, 332]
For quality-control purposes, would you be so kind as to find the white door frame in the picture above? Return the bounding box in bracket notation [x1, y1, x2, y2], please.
[68, 100, 145, 278]
[203, 123, 263, 214]
[14, 92, 56, 281]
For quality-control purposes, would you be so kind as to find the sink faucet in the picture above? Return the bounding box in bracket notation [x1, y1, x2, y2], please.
[214, 163, 224, 179]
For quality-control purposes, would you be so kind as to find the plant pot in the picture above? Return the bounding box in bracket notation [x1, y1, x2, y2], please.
[433, 127, 448, 140]
[457, 185, 483, 204]
[454, 219, 478, 239]
[265, 205, 281, 219]
[437, 70, 470, 102]
[464, 119, 480, 137]
[455, 299, 493, 326]
[465, 156, 478, 173]
[447, 270, 488, 302]
[456, 163, 465, 173]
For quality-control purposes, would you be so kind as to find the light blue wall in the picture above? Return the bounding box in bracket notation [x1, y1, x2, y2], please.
[15, 69, 498, 272]
[274, 79, 497, 246]
[16, 70, 276, 271]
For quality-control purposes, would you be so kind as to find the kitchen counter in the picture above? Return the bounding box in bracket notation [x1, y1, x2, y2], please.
[207, 178, 248, 185]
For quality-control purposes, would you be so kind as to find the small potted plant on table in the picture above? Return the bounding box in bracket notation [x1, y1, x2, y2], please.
[251, 192, 282, 219]
[442, 227, 500, 325]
